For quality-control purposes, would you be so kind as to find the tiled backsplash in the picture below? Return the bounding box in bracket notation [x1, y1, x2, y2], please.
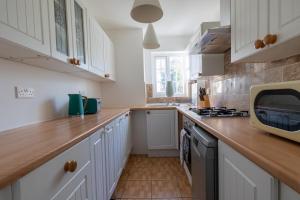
[145, 84, 191, 103]
[201, 51, 300, 110]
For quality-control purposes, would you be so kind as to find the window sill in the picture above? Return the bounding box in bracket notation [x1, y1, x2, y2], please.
[146, 97, 191, 104]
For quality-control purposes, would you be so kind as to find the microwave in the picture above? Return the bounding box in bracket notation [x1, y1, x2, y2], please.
[250, 81, 300, 142]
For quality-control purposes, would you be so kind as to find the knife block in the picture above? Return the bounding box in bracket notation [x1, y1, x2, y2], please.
[199, 95, 210, 108]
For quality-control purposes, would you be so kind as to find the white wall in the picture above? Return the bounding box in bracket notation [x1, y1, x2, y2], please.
[144, 35, 190, 84]
[0, 59, 102, 132]
[101, 29, 146, 107]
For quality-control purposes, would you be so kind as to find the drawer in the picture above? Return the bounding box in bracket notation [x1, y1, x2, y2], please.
[13, 138, 90, 200]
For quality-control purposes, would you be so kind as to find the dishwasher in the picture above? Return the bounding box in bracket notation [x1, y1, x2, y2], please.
[191, 125, 218, 200]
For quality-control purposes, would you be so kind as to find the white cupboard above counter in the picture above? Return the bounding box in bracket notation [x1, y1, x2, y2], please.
[0, 0, 115, 82]
[231, 0, 300, 63]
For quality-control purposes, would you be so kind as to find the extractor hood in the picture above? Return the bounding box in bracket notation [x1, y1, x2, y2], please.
[189, 25, 231, 54]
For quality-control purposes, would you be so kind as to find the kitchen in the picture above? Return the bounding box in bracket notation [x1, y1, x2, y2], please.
[0, 0, 299, 200]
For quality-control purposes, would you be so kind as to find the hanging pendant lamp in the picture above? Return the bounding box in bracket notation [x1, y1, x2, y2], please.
[131, 0, 163, 23]
[143, 24, 160, 49]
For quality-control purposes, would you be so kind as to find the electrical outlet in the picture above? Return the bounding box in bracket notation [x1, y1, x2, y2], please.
[15, 87, 35, 98]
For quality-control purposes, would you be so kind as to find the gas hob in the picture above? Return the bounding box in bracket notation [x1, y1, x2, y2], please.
[189, 107, 249, 117]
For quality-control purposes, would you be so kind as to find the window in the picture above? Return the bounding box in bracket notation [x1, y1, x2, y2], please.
[152, 52, 188, 97]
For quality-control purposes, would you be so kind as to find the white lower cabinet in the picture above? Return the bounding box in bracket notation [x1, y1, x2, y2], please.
[146, 110, 177, 150]
[13, 138, 93, 200]
[280, 183, 300, 200]
[0, 186, 12, 200]
[90, 128, 107, 200]
[219, 141, 278, 200]
[10, 112, 132, 200]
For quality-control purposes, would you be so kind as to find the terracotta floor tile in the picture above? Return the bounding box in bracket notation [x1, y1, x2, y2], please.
[152, 180, 181, 199]
[151, 168, 178, 181]
[113, 180, 126, 198]
[177, 178, 192, 198]
[122, 180, 152, 199]
[128, 167, 152, 180]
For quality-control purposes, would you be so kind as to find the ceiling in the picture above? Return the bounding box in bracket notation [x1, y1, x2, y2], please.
[86, 0, 220, 37]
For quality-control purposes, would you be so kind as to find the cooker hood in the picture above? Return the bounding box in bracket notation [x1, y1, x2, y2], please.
[189, 25, 231, 54]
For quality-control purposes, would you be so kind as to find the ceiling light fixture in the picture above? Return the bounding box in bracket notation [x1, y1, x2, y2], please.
[143, 24, 160, 49]
[131, 0, 163, 23]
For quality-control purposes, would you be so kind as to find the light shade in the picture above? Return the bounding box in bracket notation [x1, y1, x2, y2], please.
[143, 24, 160, 49]
[131, 0, 163, 23]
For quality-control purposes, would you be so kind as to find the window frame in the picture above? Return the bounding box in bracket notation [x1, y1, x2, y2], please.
[151, 52, 188, 97]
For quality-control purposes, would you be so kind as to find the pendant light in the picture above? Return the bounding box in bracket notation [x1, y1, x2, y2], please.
[131, 0, 163, 23]
[143, 24, 160, 49]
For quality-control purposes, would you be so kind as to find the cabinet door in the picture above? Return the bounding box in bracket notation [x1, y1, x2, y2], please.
[270, 0, 300, 44]
[104, 123, 116, 199]
[231, 0, 269, 62]
[0, 186, 12, 200]
[88, 16, 105, 76]
[50, 162, 93, 200]
[49, 0, 73, 63]
[0, 0, 50, 55]
[146, 110, 176, 149]
[90, 129, 107, 200]
[114, 118, 122, 178]
[104, 34, 116, 80]
[70, 0, 89, 70]
[219, 141, 278, 200]
[280, 183, 300, 200]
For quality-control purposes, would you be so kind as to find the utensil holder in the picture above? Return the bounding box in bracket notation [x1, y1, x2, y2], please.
[199, 95, 210, 108]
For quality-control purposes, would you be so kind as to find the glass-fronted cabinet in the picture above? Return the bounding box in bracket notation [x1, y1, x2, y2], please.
[49, 0, 73, 62]
[49, 0, 89, 70]
[71, 0, 89, 70]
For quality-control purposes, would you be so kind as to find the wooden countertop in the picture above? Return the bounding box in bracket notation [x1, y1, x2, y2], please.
[130, 105, 177, 110]
[0, 108, 129, 189]
[1, 105, 300, 194]
[177, 107, 300, 194]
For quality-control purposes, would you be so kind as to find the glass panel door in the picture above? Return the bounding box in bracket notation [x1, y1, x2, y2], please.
[54, 0, 69, 56]
[74, 1, 86, 65]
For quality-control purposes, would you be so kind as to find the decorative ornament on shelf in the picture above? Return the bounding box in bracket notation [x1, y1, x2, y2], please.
[143, 24, 160, 49]
[131, 0, 163, 23]
[166, 81, 174, 97]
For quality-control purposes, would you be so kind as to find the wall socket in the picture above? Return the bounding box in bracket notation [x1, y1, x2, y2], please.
[15, 87, 35, 98]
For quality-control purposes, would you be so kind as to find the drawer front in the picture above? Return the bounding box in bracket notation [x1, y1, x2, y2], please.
[14, 138, 90, 200]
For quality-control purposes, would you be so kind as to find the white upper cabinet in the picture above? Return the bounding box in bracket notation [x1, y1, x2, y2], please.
[104, 33, 116, 81]
[231, 0, 269, 62]
[231, 0, 300, 62]
[70, 0, 89, 70]
[189, 54, 224, 79]
[88, 15, 105, 76]
[0, 0, 50, 56]
[146, 110, 177, 150]
[48, 0, 73, 63]
[270, 0, 300, 44]
[49, 0, 89, 70]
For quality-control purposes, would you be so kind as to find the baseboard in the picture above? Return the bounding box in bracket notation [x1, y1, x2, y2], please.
[147, 149, 179, 157]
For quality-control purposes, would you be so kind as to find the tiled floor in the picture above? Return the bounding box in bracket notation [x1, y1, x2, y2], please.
[113, 155, 192, 200]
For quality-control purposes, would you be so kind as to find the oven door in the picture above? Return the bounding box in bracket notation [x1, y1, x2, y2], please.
[183, 131, 192, 172]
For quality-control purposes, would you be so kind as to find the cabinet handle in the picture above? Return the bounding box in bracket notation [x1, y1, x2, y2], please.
[146, 111, 150, 114]
[75, 59, 80, 66]
[263, 34, 277, 45]
[105, 74, 110, 78]
[254, 40, 265, 49]
[125, 113, 129, 117]
[68, 58, 76, 65]
[64, 160, 77, 173]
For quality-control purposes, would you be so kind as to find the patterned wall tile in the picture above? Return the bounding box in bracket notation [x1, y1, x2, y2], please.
[203, 51, 300, 110]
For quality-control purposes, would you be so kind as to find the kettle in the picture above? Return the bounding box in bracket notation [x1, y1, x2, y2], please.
[68, 94, 88, 117]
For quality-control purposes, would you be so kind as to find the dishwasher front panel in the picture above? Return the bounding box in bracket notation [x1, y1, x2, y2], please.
[191, 126, 218, 200]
